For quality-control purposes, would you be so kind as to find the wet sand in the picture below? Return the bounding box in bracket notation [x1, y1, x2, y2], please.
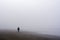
[0, 30, 60, 40]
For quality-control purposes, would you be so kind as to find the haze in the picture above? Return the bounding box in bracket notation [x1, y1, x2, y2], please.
[0, 0, 60, 36]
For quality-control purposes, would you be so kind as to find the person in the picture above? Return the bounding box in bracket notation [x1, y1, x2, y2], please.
[17, 27, 20, 32]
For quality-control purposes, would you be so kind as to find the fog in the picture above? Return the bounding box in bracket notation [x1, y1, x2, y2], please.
[0, 0, 60, 36]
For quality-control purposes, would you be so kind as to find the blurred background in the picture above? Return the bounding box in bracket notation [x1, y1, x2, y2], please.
[0, 0, 60, 36]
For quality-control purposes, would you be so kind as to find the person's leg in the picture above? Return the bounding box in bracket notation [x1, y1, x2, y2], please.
[18, 30, 19, 32]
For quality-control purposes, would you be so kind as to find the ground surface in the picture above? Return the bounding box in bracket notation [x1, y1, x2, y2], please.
[0, 30, 60, 40]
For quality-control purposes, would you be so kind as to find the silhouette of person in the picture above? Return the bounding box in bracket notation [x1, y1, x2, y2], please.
[17, 27, 20, 32]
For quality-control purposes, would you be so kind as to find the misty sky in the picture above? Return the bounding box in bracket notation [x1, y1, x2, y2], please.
[0, 0, 60, 36]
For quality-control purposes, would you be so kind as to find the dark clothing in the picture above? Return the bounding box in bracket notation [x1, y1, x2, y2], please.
[17, 27, 20, 32]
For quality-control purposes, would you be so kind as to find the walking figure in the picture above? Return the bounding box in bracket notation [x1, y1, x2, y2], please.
[17, 27, 20, 32]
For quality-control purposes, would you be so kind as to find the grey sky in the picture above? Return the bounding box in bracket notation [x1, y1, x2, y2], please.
[0, 0, 60, 36]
